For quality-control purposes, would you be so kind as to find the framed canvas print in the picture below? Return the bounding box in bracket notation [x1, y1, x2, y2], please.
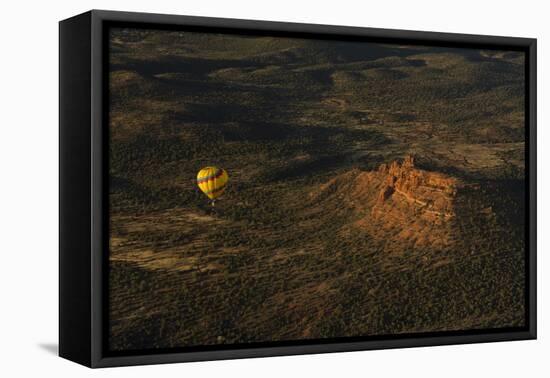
[59, 10, 537, 368]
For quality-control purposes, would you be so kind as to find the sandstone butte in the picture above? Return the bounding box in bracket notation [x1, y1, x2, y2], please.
[312, 156, 486, 249]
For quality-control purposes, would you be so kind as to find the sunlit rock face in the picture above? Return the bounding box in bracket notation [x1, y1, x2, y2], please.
[313, 156, 487, 249]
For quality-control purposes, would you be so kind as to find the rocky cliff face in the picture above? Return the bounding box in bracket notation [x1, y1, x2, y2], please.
[312, 156, 484, 249]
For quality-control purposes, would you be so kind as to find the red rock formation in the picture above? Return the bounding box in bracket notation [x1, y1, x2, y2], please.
[369, 156, 464, 247]
[311, 156, 482, 249]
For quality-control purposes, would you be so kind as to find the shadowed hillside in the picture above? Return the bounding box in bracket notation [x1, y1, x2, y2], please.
[108, 28, 526, 351]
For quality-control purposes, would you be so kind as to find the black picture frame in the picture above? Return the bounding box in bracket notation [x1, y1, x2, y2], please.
[59, 9, 537, 368]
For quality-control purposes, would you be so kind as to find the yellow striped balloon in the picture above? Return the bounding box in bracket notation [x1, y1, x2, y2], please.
[196, 166, 229, 201]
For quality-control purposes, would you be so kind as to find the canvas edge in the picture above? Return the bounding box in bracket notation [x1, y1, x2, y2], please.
[59, 11, 93, 368]
[527, 38, 537, 341]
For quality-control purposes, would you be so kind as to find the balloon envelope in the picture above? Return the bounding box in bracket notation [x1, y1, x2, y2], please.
[197, 167, 229, 200]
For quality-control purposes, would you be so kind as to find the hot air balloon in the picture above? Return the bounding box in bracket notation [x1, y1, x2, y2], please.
[196, 166, 229, 206]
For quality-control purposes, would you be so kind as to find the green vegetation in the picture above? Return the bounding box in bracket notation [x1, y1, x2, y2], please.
[108, 28, 526, 351]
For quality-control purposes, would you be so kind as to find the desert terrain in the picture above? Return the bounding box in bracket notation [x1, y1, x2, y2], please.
[108, 28, 526, 351]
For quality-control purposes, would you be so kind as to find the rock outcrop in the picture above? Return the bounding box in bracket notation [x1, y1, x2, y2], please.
[312, 156, 483, 248]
